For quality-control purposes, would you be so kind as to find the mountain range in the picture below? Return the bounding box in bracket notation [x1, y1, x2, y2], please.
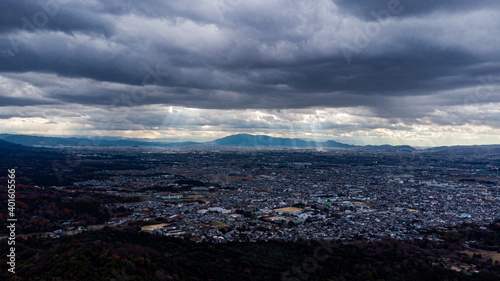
[0, 133, 354, 148]
[2, 133, 500, 154]
[210, 134, 352, 148]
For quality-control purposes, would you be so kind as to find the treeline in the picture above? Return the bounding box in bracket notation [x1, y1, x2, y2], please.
[443, 222, 500, 252]
[0, 186, 136, 234]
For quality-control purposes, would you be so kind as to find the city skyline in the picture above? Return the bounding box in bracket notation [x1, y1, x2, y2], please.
[1, 1, 500, 146]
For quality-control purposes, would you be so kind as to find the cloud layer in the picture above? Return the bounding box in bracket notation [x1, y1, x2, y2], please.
[0, 0, 499, 145]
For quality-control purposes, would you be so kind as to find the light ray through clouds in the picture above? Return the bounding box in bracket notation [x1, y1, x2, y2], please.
[0, 0, 499, 146]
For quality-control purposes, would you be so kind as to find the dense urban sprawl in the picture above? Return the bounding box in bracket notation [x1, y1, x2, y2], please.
[65, 148, 500, 243]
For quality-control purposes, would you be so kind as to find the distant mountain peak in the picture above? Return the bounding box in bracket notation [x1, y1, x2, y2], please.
[211, 134, 352, 148]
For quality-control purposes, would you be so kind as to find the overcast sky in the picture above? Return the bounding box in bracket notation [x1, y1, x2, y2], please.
[1, 0, 499, 146]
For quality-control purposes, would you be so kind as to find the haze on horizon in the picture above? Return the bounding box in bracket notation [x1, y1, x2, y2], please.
[1, 0, 500, 146]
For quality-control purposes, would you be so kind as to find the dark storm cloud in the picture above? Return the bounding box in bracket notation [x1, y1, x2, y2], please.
[334, 0, 500, 20]
[0, 0, 499, 121]
[0, 95, 57, 107]
[1, 44, 489, 111]
[246, 47, 480, 96]
[0, 1, 114, 36]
